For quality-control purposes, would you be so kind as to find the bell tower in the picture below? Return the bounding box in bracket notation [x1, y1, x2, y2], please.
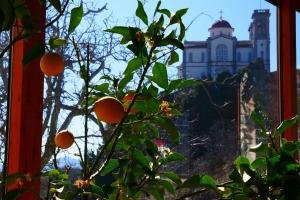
[248, 9, 270, 72]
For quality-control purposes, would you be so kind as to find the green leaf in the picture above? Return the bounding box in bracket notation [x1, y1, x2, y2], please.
[118, 73, 133, 90]
[163, 172, 182, 185]
[168, 51, 179, 65]
[181, 175, 216, 189]
[47, 169, 60, 177]
[158, 9, 171, 18]
[93, 83, 110, 94]
[169, 8, 188, 25]
[100, 159, 119, 176]
[167, 79, 197, 93]
[251, 158, 266, 170]
[158, 179, 175, 195]
[0, 0, 14, 30]
[49, 0, 62, 13]
[105, 26, 130, 36]
[147, 62, 168, 89]
[132, 149, 150, 168]
[89, 185, 105, 197]
[158, 38, 184, 50]
[249, 142, 268, 154]
[154, 116, 180, 145]
[124, 57, 147, 76]
[22, 43, 44, 65]
[136, 0, 148, 25]
[274, 116, 298, 137]
[159, 152, 185, 165]
[49, 37, 67, 49]
[234, 156, 250, 170]
[4, 189, 27, 200]
[250, 111, 266, 132]
[178, 21, 186, 41]
[146, 188, 164, 200]
[68, 4, 83, 34]
[4, 172, 25, 185]
[154, 0, 162, 17]
[146, 123, 160, 137]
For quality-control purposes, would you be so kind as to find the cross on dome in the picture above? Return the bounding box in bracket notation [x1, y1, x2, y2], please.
[219, 10, 223, 20]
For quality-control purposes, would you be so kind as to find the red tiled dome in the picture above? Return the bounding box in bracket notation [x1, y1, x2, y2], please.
[211, 20, 232, 28]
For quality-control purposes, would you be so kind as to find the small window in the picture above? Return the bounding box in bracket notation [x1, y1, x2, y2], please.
[188, 53, 193, 62]
[201, 53, 205, 62]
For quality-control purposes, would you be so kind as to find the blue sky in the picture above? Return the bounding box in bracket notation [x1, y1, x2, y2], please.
[102, 0, 300, 72]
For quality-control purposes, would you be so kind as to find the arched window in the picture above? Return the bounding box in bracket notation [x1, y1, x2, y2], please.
[201, 53, 205, 62]
[188, 53, 193, 62]
[216, 44, 228, 61]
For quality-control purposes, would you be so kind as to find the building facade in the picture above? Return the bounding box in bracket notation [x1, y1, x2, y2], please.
[178, 9, 271, 79]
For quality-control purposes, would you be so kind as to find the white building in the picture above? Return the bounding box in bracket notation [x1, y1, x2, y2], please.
[179, 9, 271, 79]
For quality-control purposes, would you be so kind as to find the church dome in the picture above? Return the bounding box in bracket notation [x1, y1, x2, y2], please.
[210, 20, 232, 29]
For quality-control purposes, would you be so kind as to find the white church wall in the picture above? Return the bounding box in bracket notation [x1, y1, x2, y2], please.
[237, 48, 252, 62]
[211, 37, 234, 61]
[185, 48, 207, 63]
[256, 39, 268, 60]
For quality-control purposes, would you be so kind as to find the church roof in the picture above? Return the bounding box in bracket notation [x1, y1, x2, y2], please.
[184, 41, 207, 48]
[210, 19, 233, 29]
[237, 40, 253, 48]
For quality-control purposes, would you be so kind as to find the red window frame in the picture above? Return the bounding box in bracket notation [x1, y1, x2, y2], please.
[5, 0, 299, 199]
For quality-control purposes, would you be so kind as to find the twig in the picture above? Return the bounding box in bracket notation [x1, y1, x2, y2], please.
[89, 47, 155, 179]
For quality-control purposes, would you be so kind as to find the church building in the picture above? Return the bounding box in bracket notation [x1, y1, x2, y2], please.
[178, 9, 271, 79]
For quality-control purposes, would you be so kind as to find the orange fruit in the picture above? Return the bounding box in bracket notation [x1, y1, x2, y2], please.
[54, 130, 74, 149]
[123, 92, 142, 114]
[40, 52, 64, 76]
[94, 96, 125, 124]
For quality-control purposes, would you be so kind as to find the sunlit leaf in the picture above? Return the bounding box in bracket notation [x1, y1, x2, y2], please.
[168, 51, 179, 65]
[68, 4, 83, 34]
[105, 26, 130, 35]
[118, 73, 134, 90]
[136, 0, 148, 25]
[158, 9, 171, 18]
[154, 0, 162, 17]
[147, 62, 168, 89]
[93, 83, 110, 94]
[274, 116, 298, 137]
[101, 159, 119, 176]
[124, 57, 147, 76]
[169, 8, 188, 25]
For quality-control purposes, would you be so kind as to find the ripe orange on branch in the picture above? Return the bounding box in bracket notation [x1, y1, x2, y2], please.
[40, 52, 64, 76]
[94, 96, 125, 124]
[54, 130, 75, 149]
